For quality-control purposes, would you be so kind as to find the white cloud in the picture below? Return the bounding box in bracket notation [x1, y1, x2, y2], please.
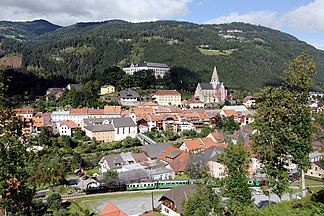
[308, 40, 324, 50]
[0, 0, 192, 26]
[285, 0, 324, 32]
[205, 11, 284, 29]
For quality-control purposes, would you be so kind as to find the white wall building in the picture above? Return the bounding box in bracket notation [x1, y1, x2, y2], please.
[123, 62, 170, 78]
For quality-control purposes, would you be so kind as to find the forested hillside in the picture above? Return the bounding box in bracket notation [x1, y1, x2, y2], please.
[1, 20, 324, 93]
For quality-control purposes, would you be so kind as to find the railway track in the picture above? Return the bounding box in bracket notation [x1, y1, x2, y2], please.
[38, 188, 170, 200]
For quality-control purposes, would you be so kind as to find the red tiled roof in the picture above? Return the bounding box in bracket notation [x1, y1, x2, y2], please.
[104, 106, 122, 114]
[70, 108, 104, 115]
[131, 108, 155, 115]
[222, 109, 238, 117]
[13, 108, 35, 114]
[32, 117, 44, 127]
[183, 138, 228, 151]
[59, 120, 78, 129]
[209, 132, 225, 143]
[99, 202, 127, 216]
[159, 146, 189, 172]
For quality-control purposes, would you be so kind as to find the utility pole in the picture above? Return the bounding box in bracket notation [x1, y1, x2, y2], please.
[151, 191, 154, 211]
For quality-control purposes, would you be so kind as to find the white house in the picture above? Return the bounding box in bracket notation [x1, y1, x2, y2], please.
[152, 90, 181, 106]
[56, 120, 78, 136]
[123, 62, 170, 78]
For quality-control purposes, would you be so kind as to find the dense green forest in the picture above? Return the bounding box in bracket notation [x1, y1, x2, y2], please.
[1, 19, 324, 96]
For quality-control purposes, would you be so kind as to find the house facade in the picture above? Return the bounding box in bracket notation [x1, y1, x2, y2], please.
[119, 90, 139, 106]
[159, 184, 196, 216]
[83, 117, 137, 142]
[123, 62, 170, 78]
[194, 66, 227, 104]
[51, 106, 121, 127]
[100, 85, 115, 95]
[152, 90, 181, 106]
[56, 120, 78, 136]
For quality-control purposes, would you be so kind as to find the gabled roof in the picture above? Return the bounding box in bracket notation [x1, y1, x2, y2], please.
[314, 161, 324, 169]
[84, 124, 114, 132]
[208, 132, 225, 143]
[131, 152, 148, 163]
[32, 117, 44, 127]
[13, 108, 35, 114]
[131, 107, 155, 115]
[141, 142, 171, 159]
[153, 90, 181, 96]
[159, 146, 190, 172]
[101, 154, 125, 170]
[118, 169, 149, 183]
[222, 109, 238, 117]
[158, 184, 196, 213]
[124, 62, 169, 68]
[70, 108, 104, 115]
[222, 105, 248, 112]
[242, 96, 255, 103]
[183, 138, 228, 151]
[198, 83, 214, 90]
[119, 90, 139, 99]
[99, 202, 127, 216]
[112, 117, 136, 128]
[104, 106, 121, 114]
[58, 120, 78, 128]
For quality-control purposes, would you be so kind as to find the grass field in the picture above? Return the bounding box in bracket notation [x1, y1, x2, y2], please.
[291, 178, 324, 186]
[198, 47, 238, 56]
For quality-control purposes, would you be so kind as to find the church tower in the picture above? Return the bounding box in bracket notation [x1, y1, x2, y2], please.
[211, 66, 219, 89]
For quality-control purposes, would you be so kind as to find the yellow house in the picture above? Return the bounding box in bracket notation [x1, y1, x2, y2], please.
[101, 85, 115, 95]
[84, 124, 115, 143]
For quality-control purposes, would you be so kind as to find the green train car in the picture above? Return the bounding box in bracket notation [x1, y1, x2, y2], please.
[126, 180, 190, 191]
[126, 181, 157, 191]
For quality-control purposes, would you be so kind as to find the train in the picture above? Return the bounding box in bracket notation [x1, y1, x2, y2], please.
[85, 179, 190, 194]
[85, 178, 264, 194]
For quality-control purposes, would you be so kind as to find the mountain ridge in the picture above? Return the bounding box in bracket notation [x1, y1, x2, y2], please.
[1, 19, 323, 92]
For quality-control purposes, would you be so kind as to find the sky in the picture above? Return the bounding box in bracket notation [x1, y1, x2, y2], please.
[1, 0, 324, 49]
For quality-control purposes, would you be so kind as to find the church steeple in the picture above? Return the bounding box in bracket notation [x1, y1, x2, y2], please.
[211, 66, 219, 83]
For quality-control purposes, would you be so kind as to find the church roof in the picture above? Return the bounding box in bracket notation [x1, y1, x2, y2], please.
[198, 82, 223, 90]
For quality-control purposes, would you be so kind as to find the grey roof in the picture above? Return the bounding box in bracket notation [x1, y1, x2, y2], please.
[120, 152, 136, 163]
[84, 124, 114, 132]
[145, 167, 173, 176]
[102, 154, 125, 170]
[202, 146, 224, 163]
[199, 83, 214, 90]
[309, 152, 324, 159]
[124, 62, 169, 68]
[84, 117, 136, 128]
[141, 142, 171, 159]
[118, 169, 150, 183]
[198, 82, 223, 90]
[167, 150, 182, 159]
[67, 84, 81, 90]
[112, 117, 136, 128]
[314, 161, 324, 169]
[119, 90, 139, 99]
[159, 184, 196, 213]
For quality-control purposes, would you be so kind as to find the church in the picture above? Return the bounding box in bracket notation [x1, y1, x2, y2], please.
[194, 66, 227, 104]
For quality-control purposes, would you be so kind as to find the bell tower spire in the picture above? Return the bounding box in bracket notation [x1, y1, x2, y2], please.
[211, 66, 219, 88]
[211, 66, 219, 83]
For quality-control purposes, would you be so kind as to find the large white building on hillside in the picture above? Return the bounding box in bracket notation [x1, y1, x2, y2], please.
[194, 66, 227, 104]
[122, 62, 170, 78]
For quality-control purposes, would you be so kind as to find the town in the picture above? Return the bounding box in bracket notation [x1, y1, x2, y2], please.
[2, 61, 324, 216]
